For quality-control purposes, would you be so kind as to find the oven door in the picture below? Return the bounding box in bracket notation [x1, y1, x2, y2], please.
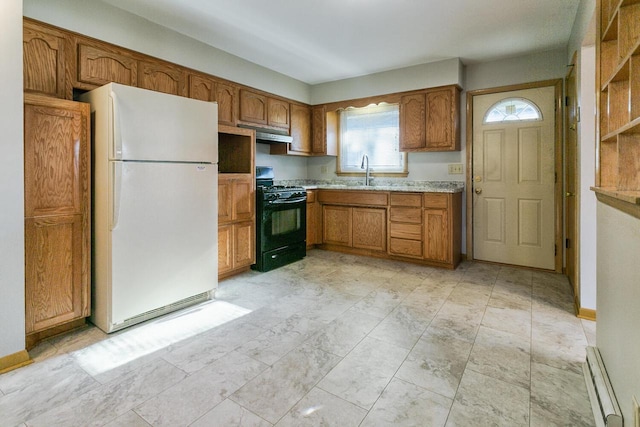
[260, 196, 306, 252]
[254, 195, 307, 272]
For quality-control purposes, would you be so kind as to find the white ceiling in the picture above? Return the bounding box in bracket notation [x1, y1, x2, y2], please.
[99, 0, 581, 85]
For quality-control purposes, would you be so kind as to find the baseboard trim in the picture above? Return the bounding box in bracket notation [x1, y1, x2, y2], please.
[578, 308, 597, 321]
[0, 350, 32, 374]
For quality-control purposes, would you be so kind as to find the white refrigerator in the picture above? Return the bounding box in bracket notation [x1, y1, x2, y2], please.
[80, 83, 218, 333]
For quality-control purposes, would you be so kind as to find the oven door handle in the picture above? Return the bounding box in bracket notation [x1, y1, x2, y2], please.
[268, 197, 306, 205]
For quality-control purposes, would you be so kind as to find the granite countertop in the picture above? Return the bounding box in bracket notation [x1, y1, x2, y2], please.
[275, 179, 465, 193]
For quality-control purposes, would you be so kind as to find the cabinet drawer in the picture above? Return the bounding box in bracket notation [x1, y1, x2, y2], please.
[306, 190, 316, 203]
[318, 190, 388, 206]
[390, 193, 422, 207]
[389, 238, 423, 258]
[389, 222, 422, 240]
[424, 193, 449, 208]
[389, 207, 422, 223]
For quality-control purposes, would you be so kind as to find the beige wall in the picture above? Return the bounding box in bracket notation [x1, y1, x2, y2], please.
[596, 203, 640, 422]
[0, 0, 25, 359]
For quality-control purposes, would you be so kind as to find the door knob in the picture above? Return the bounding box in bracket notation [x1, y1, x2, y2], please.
[475, 188, 482, 195]
[566, 192, 575, 197]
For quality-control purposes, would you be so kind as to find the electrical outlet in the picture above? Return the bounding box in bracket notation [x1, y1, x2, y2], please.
[320, 166, 328, 174]
[633, 395, 640, 427]
[448, 163, 463, 174]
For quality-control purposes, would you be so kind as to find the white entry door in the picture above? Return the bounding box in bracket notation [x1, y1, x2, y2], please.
[472, 86, 556, 269]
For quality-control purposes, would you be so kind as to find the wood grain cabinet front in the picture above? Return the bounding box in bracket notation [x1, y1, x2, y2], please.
[138, 60, 187, 96]
[23, 20, 70, 99]
[400, 85, 461, 152]
[239, 89, 268, 125]
[240, 89, 291, 131]
[320, 191, 388, 253]
[218, 173, 255, 279]
[423, 193, 462, 267]
[322, 204, 387, 252]
[218, 221, 254, 277]
[76, 41, 138, 89]
[306, 190, 322, 248]
[188, 75, 239, 126]
[388, 193, 423, 259]
[24, 94, 91, 346]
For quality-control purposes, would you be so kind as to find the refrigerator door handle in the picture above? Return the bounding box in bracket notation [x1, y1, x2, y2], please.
[110, 162, 121, 230]
[109, 91, 122, 159]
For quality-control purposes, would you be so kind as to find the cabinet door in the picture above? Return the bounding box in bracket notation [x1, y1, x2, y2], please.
[323, 205, 352, 246]
[218, 177, 232, 223]
[24, 95, 91, 334]
[290, 104, 312, 154]
[232, 177, 254, 221]
[239, 90, 267, 125]
[234, 221, 255, 268]
[23, 21, 68, 98]
[138, 60, 186, 96]
[268, 98, 290, 129]
[425, 87, 459, 151]
[216, 82, 238, 126]
[218, 224, 233, 275]
[189, 73, 215, 102]
[399, 93, 426, 151]
[77, 42, 137, 88]
[353, 207, 387, 251]
[24, 97, 89, 218]
[25, 215, 87, 333]
[306, 191, 321, 246]
[311, 105, 326, 154]
[424, 208, 450, 263]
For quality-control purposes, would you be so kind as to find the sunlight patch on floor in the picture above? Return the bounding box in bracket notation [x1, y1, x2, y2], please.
[74, 300, 251, 376]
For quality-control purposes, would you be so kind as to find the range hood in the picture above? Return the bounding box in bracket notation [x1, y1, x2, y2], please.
[238, 124, 293, 144]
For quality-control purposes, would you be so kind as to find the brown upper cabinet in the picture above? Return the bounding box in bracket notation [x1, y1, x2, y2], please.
[239, 89, 290, 131]
[312, 105, 338, 156]
[268, 98, 290, 129]
[239, 89, 268, 125]
[23, 20, 70, 99]
[188, 74, 238, 126]
[216, 82, 239, 126]
[400, 85, 461, 152]
[289, 103, 311, 154]
[76, 41, 138, 89]
[271, 103, 311, 156]
[138, 60, 187, 96]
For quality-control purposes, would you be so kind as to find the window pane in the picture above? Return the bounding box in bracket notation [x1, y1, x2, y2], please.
[483, 98, 542, 123]
[339, 103, 404, 173]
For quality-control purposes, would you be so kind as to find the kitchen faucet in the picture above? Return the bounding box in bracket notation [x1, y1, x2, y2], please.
[360, 154, 370, 186]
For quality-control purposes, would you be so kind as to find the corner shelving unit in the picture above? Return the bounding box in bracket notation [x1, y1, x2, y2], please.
[594, 0, 640, 218]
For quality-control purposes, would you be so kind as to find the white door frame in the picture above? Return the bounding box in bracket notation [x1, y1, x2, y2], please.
[465, 79, 563, 273]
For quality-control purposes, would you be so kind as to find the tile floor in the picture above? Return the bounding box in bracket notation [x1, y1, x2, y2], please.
[0, 250, 596, 426]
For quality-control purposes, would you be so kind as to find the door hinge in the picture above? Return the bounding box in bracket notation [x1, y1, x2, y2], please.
[577, 106, 581, 122]
[566, 238, 570, 249]
[565, 96, 570, 106]
[555, 172, 558, 183]
[555, 244, 557, 256]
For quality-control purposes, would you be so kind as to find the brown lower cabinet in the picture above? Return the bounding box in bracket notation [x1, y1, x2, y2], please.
[306, 190, 322, 248]
[318, 190, 461, 269]
[24, 94, 91, 347]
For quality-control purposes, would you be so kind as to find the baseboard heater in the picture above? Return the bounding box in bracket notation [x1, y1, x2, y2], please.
[583, 346, 623, 427]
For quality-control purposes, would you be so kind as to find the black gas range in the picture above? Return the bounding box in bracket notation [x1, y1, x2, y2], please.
[253, 167, 307, 272]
